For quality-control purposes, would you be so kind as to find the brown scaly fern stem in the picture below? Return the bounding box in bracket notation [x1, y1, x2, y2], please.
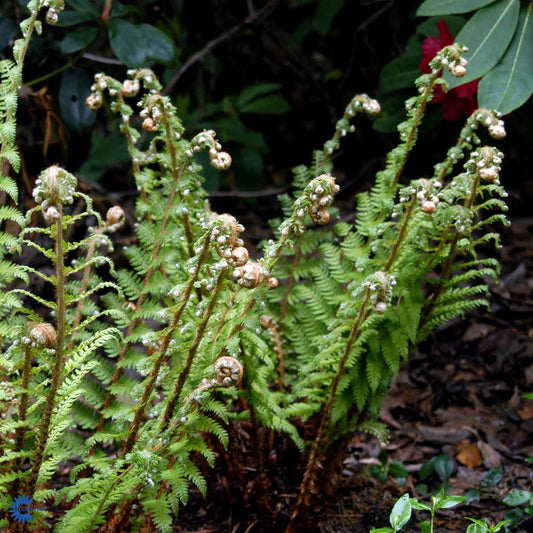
[288, 185, 421, 528]
[92, 168, 187, 439]
[286, 294, 371, 531]
[120, 231, 214, 455]
[159, 271, 228, 432]
[27, 211, 67, 496]
[419, 166, 483, 333]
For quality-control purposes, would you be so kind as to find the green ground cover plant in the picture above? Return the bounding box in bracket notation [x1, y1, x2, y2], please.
[0, 1, 511, 530]
[370, 490, 532, 533]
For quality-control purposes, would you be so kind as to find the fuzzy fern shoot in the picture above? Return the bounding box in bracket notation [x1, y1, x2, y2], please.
[0, 5, 510, 531]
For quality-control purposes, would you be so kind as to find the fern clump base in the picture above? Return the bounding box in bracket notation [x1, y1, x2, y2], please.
[0, 6, 510, 530]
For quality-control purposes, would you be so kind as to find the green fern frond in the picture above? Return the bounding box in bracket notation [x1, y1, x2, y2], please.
[0, 205, 24, 225]
[357, 420, 390, 447]
[0, 175, 18, 201]
[0, 146, 20, 173]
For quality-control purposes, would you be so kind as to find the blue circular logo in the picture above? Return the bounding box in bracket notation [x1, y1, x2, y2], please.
[9, 495, 34, 524]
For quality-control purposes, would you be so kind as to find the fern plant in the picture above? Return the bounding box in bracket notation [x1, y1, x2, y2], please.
[0, 2, 509, 531]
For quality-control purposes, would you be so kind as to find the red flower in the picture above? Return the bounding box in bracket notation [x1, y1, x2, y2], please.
[420, 20, 479, 122]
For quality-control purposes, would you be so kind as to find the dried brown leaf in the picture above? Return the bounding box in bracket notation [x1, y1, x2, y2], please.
[456, 441, 482, 468]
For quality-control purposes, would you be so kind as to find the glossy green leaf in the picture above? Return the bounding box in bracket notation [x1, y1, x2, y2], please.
[447, 0, 520, 89]
[373, 93, 409, 133]
[240, 95, 290, 115]
[138, 24, 176, 64]
[466, 518, 488, 528]
[59, 68, 96, 133]
[433, 453, 454, 481]
[389, 460, 409, 480]
[411, 500, 431, 511]
[418, 457, 436, 481]
[313, 0, 343, 35]
[237, 84, 283, 108]
[416, 483, 428, 497]
[434, 494, 465, 510]
[420, 521, 431, 533]
[416, 15, 467, 36]
[57, 0, 99, 26]
[108, 19, 148, 68]
[480, 466, 503, 487]
[502, 489, 531, 506]
[60, 26, 98, 54]
[379, 54, 421, 94]
[464, 489, 481, 503]
[503, 508, 524, 526]
[110, 1, 142, 17]
[389, 494, 412, 531]
[478, 3, 533, 114]
[405, 33, 425, 54]
[66, 0, 99, 14]
[56, 10, 99, 26]
[493, 519, 512, 531]
[466, 519, 488, 533]
[370, 466, 388, 484]
[417, 0, 497, 16]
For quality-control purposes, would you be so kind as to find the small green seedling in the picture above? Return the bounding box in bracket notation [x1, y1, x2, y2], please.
[371, 491, 466, 533]
[370, 493, 412, 533]
[465, 517, 510, 533]
[501, 489, 533, 528]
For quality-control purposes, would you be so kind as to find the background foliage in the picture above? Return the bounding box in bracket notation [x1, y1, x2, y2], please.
[1, 0, 531, 200]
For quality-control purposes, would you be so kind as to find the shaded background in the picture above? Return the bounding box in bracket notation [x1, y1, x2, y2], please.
[2, 0, 529, 223]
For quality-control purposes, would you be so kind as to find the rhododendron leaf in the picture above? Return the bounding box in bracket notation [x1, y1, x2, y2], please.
[478, 3, 533, 114]
[108, 19, 148, 68]
[56, 10, 98, 26]
[417, 0, 497, 16]
[138, 24, 176, 65]
[446, 0, 520, 89]
[56, 0, 99, 26]
[379, 53, 421, 94]
[416, 15, 467, 36]
[60, 26, 98, 54]
[372, 93, 410, 132]
[67, 0, 99, 13]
